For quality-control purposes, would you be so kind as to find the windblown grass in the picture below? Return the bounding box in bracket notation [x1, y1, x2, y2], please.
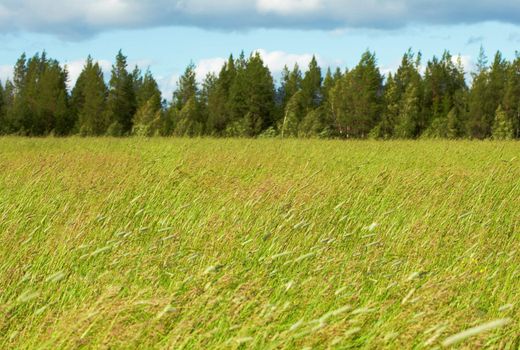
[0, 137, 518, 349]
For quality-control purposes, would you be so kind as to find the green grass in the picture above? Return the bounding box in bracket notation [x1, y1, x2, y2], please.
[0, 137, 519, 349]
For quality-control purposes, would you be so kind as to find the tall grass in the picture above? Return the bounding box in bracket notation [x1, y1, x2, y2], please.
[0, 137, 518, 349]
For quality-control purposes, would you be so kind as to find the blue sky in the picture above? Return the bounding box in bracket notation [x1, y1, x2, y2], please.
[1, 0, 520, 97]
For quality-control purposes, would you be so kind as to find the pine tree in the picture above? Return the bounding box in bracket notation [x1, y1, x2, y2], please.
[39, 59, 70, 135]
[72, 57, 109, 136]
[423, 51, 467, 137]
[201, 73, 219, 135]
[132, 70, 163, 136]
[136, 70, 162, 110]
[301, 56, 322, 115]
[347, 50, 383, 137]
[280, 64, 303, 111]
[1, 80, 15, 133]
[105, 50, 137, 136]
[281, 91, 304, 137]
[6, 53, 70, 136]
[372, 74, 399, 139]
[132, 98, 162, 136]
[503, 54, 520, 138]
[319, 67, 342, 137]
[227, 52, 250, 132]
[492, 105, 514, 140]
[242, 52, 275, 136]
[466, 47, 489, 139]
[0, 81, 4, 133]
[395, 82, 420, 138]
[206, 56, 236, 135]
[171, 63, 202, 136]
[8, 53, 30, 133]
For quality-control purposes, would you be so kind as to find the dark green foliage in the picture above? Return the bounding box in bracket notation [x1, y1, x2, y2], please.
[502, 54, 520, 138]
[0, 81, 4, 133]
[105, 50, 137, 136]
[423, 52, 467, 137]
[329, 51, 383, 138]
[133, 70, 163, 136]
[2, 48, 520, 139]
[492, 105, 514, 140]
[3, 52, 70, 136]
[205, 56, 236, 135]
[170, 63, 204, 136]
[301, 56, 322, 114]
[72, 57, 108, 136]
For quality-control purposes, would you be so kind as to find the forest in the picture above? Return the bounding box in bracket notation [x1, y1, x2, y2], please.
[0, 48, 518, 139]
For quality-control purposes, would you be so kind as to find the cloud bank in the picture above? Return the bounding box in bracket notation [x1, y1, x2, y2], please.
[1, 0, 520, 39]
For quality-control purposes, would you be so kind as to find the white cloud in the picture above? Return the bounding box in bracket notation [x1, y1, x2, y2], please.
[1, 1, 520, 38]
[254, 49, 318, 73]
[62, 58, 111, 89]
[256, 0, 321, 15]
[195, 57, 227, 80]
[157, 73, 180, 100]
[452, 54, 474, 73]
[0, 65, 13, 83]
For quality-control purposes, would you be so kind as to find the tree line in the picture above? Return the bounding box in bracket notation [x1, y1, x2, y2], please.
[0, 48, 519, 139]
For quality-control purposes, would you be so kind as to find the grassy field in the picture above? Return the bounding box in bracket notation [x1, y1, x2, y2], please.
[0, 137, 519, 349]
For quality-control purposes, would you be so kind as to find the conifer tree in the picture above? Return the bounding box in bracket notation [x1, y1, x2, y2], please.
[206, 56, 236, 135]
[171, 63, 203, 136]
[105, 50, 137, 136]
[502, 54, 520, 138]
[72, 57, 108, 136]
[372, 74, 399, 139]
[336, 50, 383, 138]
[492, 105, 514, 140]
[467, 47, 489, 139]
[0, 81, 4, 133]
[280, 64, 303, 113]
[281, 91, 304, 138]
[8, 53, 30, 133]
[395, 82, 420, 138]
[200, 72, 217, 134]
[132, 70, 163, 136]
[227, 52, 250, 133]
[1, 80, 14, 133]
[301, 56, 322, 115]
[423, 51, 466, 136]
[242, 52, 275, 136]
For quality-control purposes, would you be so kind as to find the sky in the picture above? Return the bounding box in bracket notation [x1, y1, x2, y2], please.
[1, 0, 520, 97]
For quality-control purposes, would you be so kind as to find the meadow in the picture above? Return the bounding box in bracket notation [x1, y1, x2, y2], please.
[0, 137, 518, 349]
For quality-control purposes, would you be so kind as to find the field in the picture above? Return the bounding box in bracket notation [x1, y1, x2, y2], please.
[0, 137, 519, 349]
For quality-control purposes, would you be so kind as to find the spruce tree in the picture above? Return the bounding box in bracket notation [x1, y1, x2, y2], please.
[372, 74, 399, 139]
[242, 52, 275, 136]
[502, 54, 520, 138]
[301, 56, 322, 115]
[423, 51, 466, 137]
[8, 53, 30, 133]
[105, 50, 137, 136]
[132, 70, 163, 136]
[1, 80, 14, 133]
[280, 64, 303, 112]
[227, 52, 250, 133]
[206, 56, 236, 135]
[467, 47, 489, 138]
[200, 72, 217, 135]
[171, 63, 202, 136]
[395, 82, 420, 138]
[72, 57, 109, 136]
[347, 50, 383, 137]
[0, 81, 4, 133]
[281, 91, 304, 138]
